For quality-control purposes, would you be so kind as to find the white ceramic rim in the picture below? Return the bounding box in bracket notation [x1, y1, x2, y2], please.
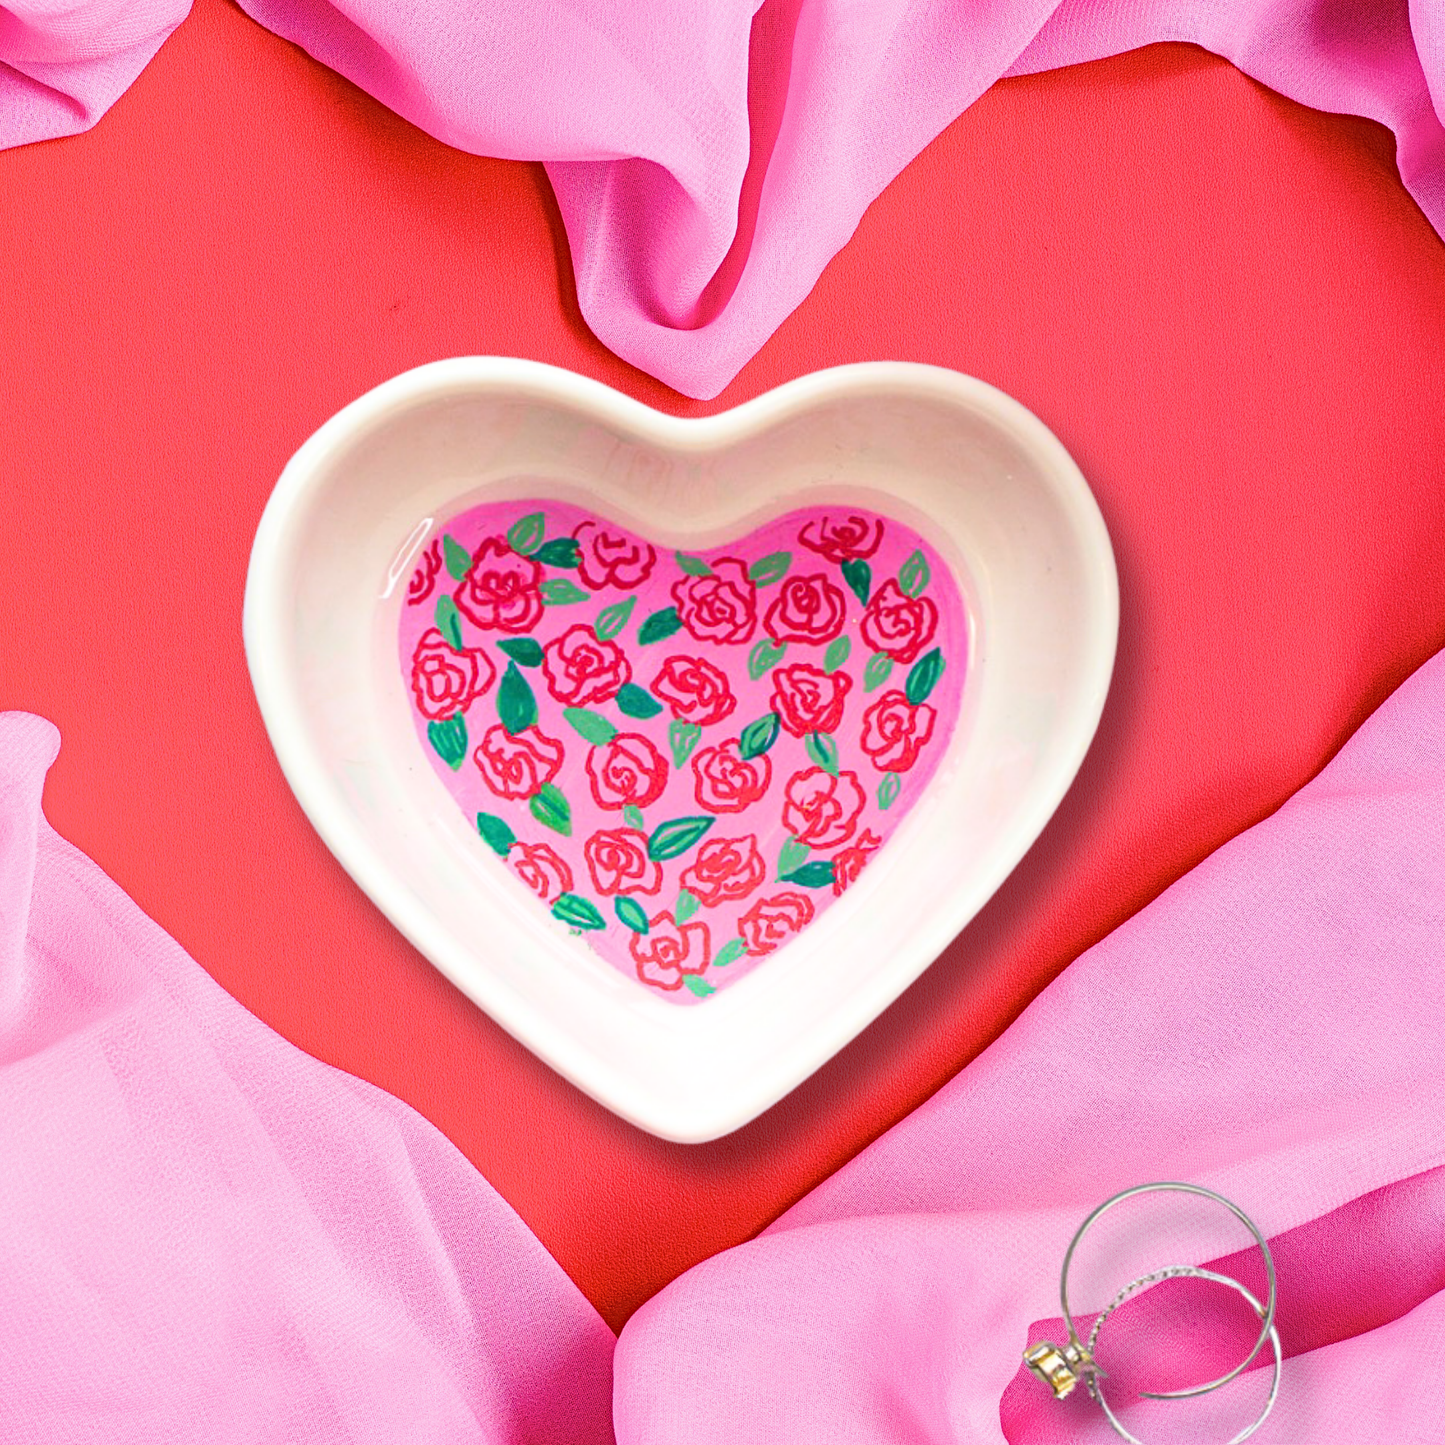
[244, 358, 1118, 1141]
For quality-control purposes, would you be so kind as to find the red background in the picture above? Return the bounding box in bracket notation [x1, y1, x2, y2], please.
[3, 0, 1444, 1331]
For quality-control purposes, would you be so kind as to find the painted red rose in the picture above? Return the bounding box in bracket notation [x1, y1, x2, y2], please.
[631, 912, 712, 991]
[541, 623, 631, 706]
[738, 892, 814, 957]
[454, 536, 544, 634]
[769, 662, 851, 737]
[406, 539, 443, 604]
[573, 520, 656, 591]
[861, 691, 936, 772]
[691, 740, 771, 814]
[763, 573, 847, 646]
[679, 835, 765, 907]
[671, 558, 757, 645]
[584, 828, 663, 897]
[409, 627, 495, 721]
[587, 732, 668, 810]
[860, 580, 938, 664]
[831, 828, 882, 896]
[651, 655, 737, 727]
[510, 842, 573, 904]
[473, 724, 564, 800]
[782, 767, 865, 848]
[798, 514, 884, 564]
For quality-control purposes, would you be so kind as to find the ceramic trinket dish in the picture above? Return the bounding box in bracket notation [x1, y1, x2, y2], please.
[244, 359, 1117, 1141]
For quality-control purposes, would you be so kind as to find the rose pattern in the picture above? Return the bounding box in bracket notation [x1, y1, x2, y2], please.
[860, 580, 937, 664]
[630, 912, 712, 990]
[407, 539, 443, 604]
[782, 767, 866, 849]
[587, 733, 668, 810]
[401, 501, 962, 1003]
[474, 725, 564, 800]
[585, 828, 663, 897]
[831, 829, 882, 896]
[543, 624, 631, 706]
[861, 692, 936, 772]
[574, 521, 657, 591]
[409, 628, 496, 721]
[651, 655, 737, 727]
[769, 663, 850, 738]
[763, 572, 847, 646]
[455, 537, 545, 634]
[672, 559, 757, 645]
[680, 836, 765, 908]
[798, 514, 883, 564]
[738, 893, 814, 956]
[510, 842, 573, 903]
[692, 741, 771, 814]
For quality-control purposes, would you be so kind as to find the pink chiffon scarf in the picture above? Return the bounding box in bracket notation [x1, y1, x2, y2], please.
[3, 0, 1444, 397]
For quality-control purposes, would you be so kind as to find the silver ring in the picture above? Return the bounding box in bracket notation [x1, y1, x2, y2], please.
[1024, 1183, 1282, 1444]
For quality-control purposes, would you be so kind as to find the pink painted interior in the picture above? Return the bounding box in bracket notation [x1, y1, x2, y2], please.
[397, 499, 967, 1002]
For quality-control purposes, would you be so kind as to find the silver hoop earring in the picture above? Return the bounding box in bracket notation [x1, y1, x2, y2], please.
[1024, 1182, 1282, 1444]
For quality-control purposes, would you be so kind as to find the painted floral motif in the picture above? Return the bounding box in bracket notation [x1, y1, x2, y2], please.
[410, 628, 495, 721]
[511, 842, 573, 903]
[672, 559, 757, 644]
[399, 502, 964, 1003]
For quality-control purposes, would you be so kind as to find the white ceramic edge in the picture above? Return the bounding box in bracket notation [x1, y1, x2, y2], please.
[244, 358, 1118, 1141]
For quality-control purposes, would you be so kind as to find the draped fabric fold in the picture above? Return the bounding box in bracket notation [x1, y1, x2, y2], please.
[612, 646, 1445, 1441]
[3, 0, 1444, 396]
[0, 713, 616, 1445]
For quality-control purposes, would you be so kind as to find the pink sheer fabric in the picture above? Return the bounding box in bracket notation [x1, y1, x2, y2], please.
[0, 713, 615, 1444]
[612, 646, 1445, 1441]
[3, 0, 1444, 397]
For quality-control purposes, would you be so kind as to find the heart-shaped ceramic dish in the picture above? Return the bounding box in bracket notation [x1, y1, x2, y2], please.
[244, 359, 1116, 1141]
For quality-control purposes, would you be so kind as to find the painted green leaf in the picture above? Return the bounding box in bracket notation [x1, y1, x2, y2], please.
[435, 594, 464, 650]
[622, 805, 646, 830]
[563, 707, 617, 746]
[540, 578, 590, 605]
[648, 815, 715, 862]
[675, 551, 712, 577]
[823, 635, 852, 673]
[782, 860, 836, 889]
[863, 651, 895, 692]
[497, 662, 538, 734]
[616, 683, 663, 719]
[552, 892, 605, 930]
[669, 720, 702, 769]
[878, 772, 901, 811]
[427, 715, 468, 771]
[476, 812, 515, 856]
[841, 557, 871, 607]
[739, 712, 780, 760]
[675, 890, 701, 924]
[532, 537, 580, 568]
[497, 637, 543, 667]
[805, 731, 839, 776]
[748, 638, 787, 680]
[530, 782, 572, 836]
[905, 647, 945, 705]
[507, 512, 546, 555]
[638, 606, 683, 645]
[683, 975, 716, 998]
[713, 938, 748, 969]
[443, 534, 472, 581]
[593, 595, 636, 642]
[898, 548, 931, 598]
[615, 895, 650, 935]
[776, 835, 810, 879]
[749, 551, 792, 587]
